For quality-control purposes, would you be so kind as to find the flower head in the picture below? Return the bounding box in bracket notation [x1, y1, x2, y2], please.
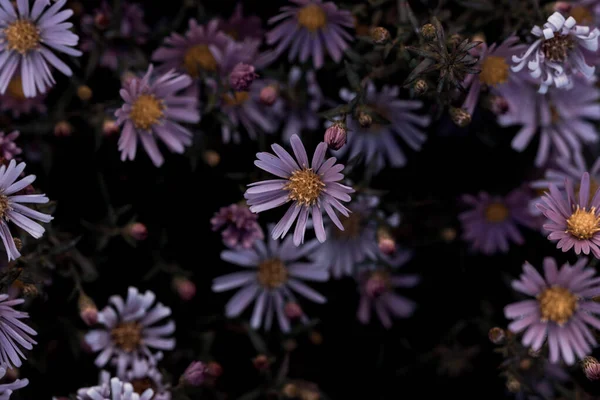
[212, 230, 328, 332]
[504, 257, 600, 364]
[512, 12, 599, 93]
[0, 294, 37, 369]
[0, 131, 21, 161]
[211, 203, 264, 249]
[115, 65, 200, 167]
[266, 0, 354, 69]
[0, 0, 82, 97]
[84, 287, 175, 377]
[0, 366, 28, 399]
[229, 63, 258, 91]
[244, 134, 354, 246]
[77, 372, 153, 400]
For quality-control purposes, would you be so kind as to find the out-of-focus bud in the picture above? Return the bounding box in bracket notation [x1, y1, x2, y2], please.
[103, 119, 119, 136]
[421, 23, 436, 41]
[519, 359, 532, 370]
[253, 354, 271, 371]
[449, 33, 463, 47]
[283, 339, 297, 352]
[324, 122, 347, 151]
[449, 107, 471, 128]
[528, 348, 541, 358]
[180, 361, 206, 386]
[121, 71, 137, 87]
[13, 238, 22, 252]
[77, 85, 93, 101]
[365, 274, 387, 298]
[23, 284, 38, 297]
[94, 11, 110, 30]
[488, 327, 506, 344]
[370, 27, 390, 44]
[284, 302, 303, 319]
[414, 79, 428, 95]
[358, 112, 372, 128]
[309, 331, 323, 345]
[489, 95, 509, 115]
[440, 227, 456, 243]
[229, 63, 258, 92]
[553, 2, 572, 13]
[583, 356, 600, 380]
[259, 85, 278, 106]
[173, 276, 196, 301]
[506, 375, 521, 393]
[4, 368, 18, 380]
[54, 121, 73, 137]
[203, 150, 221, 167]
[206, 361, 223, 378]
[282, 383, 298, 398]
[377, 227, 396, 255]
[125, 222, 148, 241]
[78, 293, 98, 326]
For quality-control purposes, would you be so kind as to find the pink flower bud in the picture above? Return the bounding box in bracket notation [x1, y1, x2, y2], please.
[229, 63, 258, 91]
[103, 119, 119, 136]
[173, 277, 196, 301]
[126, 222, 148, 241]
[54, 121, 73, 137]
[284, 302, 303, 319]
[324, 122, 347, 151]
[583, 356, 600, 380]
[259, 85, 278, 105]
[365, 275, 387, 298]
[181, 361, 206, 386]
[78, 293, 98, 326]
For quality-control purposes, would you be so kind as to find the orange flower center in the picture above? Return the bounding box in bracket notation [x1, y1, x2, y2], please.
[297, 4, 327, 32]
[5, 19, 40, 54]
[129, 94, 164, 130]
[484, 202, 509, 223]
[285, 168, 324, 206]
[111, 322, 143, 352]
[566, 206, 600, 239]
[257, 258, 288, 289]
[479, 56, 509, 86]
[183, 44, 217, 77]
[538, 286, 577, 325]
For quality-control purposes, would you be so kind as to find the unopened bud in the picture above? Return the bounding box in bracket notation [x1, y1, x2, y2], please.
[77, 85, 92, 101]
[173, 277, 196, 301]
[519, 359, 532, 371]
[414, 79, 428, 95]
[370, 27, 390, 44]
[358, 112, 372, 128]
[553, 2, 572, 13]
[78, 293, 98, 326]
[229, 63, 258, 92]
[204, 150, 220, 167]
[13, 238, 22, 251]
[449, 107, 471, 128]
[125, 222, 147, 241]
[506, 375, 521, 393]
[94, 12, 110, 29]
[54, 121, 73, 137]
[4, 368, 18, 380]
[206, 361, 223, 378]
[259, 85, 278, 106]
[252, 354, 270, 371]
[181, 361, 206, 386]
[421, 23, 436, 41]
[441, 227, 456, 242]
[103, 119, 119, 136]
[583, 356, 600, 380]
[309, 331, 323, 345]
[488, 327, 506, 344]
[489, 96, 509, 115]
[377, 227, 396, 255]
[283, 339, 297, 352]
[23, 284, 38, 297]
[324, 122, 347, 151]
[528, 348, 541, 358]
[284, 302, 303, 319]
[282, 383, 298, 398]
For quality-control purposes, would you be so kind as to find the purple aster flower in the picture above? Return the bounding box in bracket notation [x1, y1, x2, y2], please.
[504, 257, 600, 365]
[331, 82, 430, 173]
[459, 188, 539, 255]
[0, 76, 46, 117]
[84, 287, 176, 377]
[356, 251, 418, 329]
[0, 131, 21, 161]
[245, 134, 354, 246]
[77, 372, 153, 400]
[211, 203, 264, 249]
[0, 0, 82, 98]
[0, 159, 53, 261]
[212, 229, 328, 332]
[0, 366, 27, 399]
[120, 358, 170, 400]
[216, 2, 264, 41]
[115, 65, 200, 167]
[537, 172, 600, 257]
[266, 0, 354, 69]
[0, 294, 37, 369]
[512, 12, 599, 93]
[151, 19, 232, 78]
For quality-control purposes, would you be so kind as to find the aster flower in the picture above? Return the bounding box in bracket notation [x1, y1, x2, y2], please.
[0, 0, 82, 98]
[0, 294, 37, 369]
[266, 0, 354, 69]
[512, 12, 599, 93]
[356, 251, 418, 329]
[115, 65, 200, 167]
[120, 358, 170, 400]
[504, 257, 600, 365]
[459, 188, 539, 255]
[84, 287, 176, 377]
[0, 76, 46, 117]
[0, 131, 21, 161]
[216, 2, 264, 41]
[211, 203, 264, 249]
[77, 372, 153, 400]
[245, 134, 354, 246]
[332, 82, 430, 173]
[212, 229, 328, 332]
[0, 366, 28, 399]
[537, 172, 600, 257]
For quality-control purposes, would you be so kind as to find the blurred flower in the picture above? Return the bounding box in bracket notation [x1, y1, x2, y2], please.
[332, 82, 430, 173]
[244, 134, 354, 246]
[211, 203, 264, 249]
[458, 188, 538, 255]
[78, 293, 98, 326]
[77, 372, 153, 400]
[504, 257, 600, 364]
[284, 302, 303, 319]
[121, 358, 171, 400]
[370, 27, 390, 44]
[77, 85, 92, 101]
[253, 354, 271, 370]
[512, 12, 599, 93]
[84, 287, 175, 376]
[181, 361, 206, 386]
[267, 0, 354, 69]
[53, 121, 72, 137]
[576, 1, 600, 23]
[0, 0, 82, 97]
[172, 277, 196, 302]
[0, 131, 21, 161]
[212, 228, 328, 332]
[259, 84, 278, 106]
[0, 294, 37, 369]
[102, 119, 119, 136]
[115, 65, 200, 167]
[324, 121, 347, 151]
[0, 366, 28, 398]
[216, 2, 264, 41]
[229, 63, 258, 91]
[0, 76, 46, 117]
[356, 251, 418, 328]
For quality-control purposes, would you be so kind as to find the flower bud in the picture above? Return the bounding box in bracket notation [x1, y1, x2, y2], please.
[414, 79, 428, 95]
[54, 121, 73, 137]
[173, 277, 196, 301]
[284, 302, 303, 319]
[102, 119, 119, 136]
[23, 284, 38, 297]
[370, 27, 390, 44]
[229, 63, 258, 91]
[206, 361, 223, 378]
[253, 354, 270, 371]
[366, 275, 387, 298]
[358, 112, 372, 128]
[324, 122, 347, 151]
[13, 238, 22, 251]
[449, 107, 471, 128]
[519, 358, 532, 370]
[282, 383, 298, 398]
[506, 375, 521, 393]
[488, 327, 506, 344]
[181, 361, 206, 386]
[94, 12, 110, 30]
[78, 293, 98, 326]
[489, 96, 509, 115]
[125, 222, 147, 241]
[440, 227, 456, 242]
[204, 150, 221, 167]
[583, 356, 600, 380]
[421, 23, 436, 41]
[259, 85, 278, 106]
[77, 85, 93, 101]
[553, 2, 571, 13]
[309, 331, 323, 345]
[377, 227, 396, 255]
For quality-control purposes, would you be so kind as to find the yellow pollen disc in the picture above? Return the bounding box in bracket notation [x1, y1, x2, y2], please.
[5, 19, 40, 54]
[479, 56, 509, 86]
[333, 212, 362, 239]
[7, 77, 25, 100]
[285, 168, 325, 206]
[222, 91, 250, 106]
[537, 286, 578, 325]
[110, 322, 143, 352]
[257, 258, 288, 289]
[297, 4, 327, 32]
[571, 6, 594, 26]
[183, 44, 217, 77]
[484, 202, 509, 223]
[0, 195, 10, 220]
[129, 94, 164, 130]
[566, 206, 600, 239]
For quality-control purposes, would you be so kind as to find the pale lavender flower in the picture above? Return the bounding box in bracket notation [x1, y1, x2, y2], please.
[512, 12, 599, 93]
[0, 294, 36, 369]
[229, 63, 257, 91]
[0, 76, 46, 117]
[504, 257, 600, 365]
[115, 65, 200, 167]
[0, 0, 82, 98]
[537, 172, 600, 258]
[210, 203, 264, 249]
[120, 358, 170, 400]
[0, 131, 21, 160]
[0, 366, 28, 399]
[266, 0, 354, 69]
[332, 82, 430, 173]
[84, 287, 176, 377]
[0, 159, 52, 261]
[212, 230, 328, 332]
[459, 188, 539, 255]
[356, 251, 418, 329]
[216, 2, 264, 41]
[245, 134, 354, 246]
[77, 372, 153, 400]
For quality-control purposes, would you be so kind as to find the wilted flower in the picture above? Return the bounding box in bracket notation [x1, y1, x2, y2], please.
[0, 294, 37, 369]
[180, 361, 206, 386]
[229, 63, 258, 91]
[211, 203, 264, 249]
[324, 122, 347, 151]
[0, 131, 21, 161]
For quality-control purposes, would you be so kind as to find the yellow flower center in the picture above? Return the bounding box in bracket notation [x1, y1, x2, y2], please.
[566, 206, 600, 239]
[111, 322, 143, 352]
[129, 94, 164, 130]
[285, 168, 325, 206]
[183, 44, 217, 77]
[257, 258, 288, 289]
[537, 286, 578, 325]
[484, 202, 509, 223]
[6, 77, 25, 100]
[297, 4, 327, 32]
[0, 195, 10, 220]
[4, 19, 40, 54]
[333, 212, 362, 239]
[542, 34, 574, 62]
[571, 6, 594, 26]
[222, 91, 250, 106]
[479, 56, 509, 86]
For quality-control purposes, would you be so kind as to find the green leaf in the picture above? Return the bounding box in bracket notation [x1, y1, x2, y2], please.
[344, 61, 361, 91]
[318, 104, 350, 119]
